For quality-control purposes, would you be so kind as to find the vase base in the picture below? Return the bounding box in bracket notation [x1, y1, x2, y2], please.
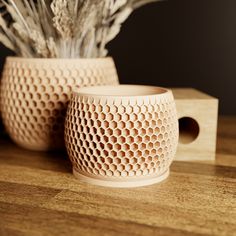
[73, 168, 169, 188]
[12, 140, 64, 152]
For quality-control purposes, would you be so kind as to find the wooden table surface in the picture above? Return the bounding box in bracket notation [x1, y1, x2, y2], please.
[0, 116, 235, 236]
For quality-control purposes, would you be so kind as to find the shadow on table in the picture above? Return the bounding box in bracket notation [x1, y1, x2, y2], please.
[0, 131, 72, 174]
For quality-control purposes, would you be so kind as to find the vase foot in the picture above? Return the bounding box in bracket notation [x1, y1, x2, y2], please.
[73, 168, 169, 188]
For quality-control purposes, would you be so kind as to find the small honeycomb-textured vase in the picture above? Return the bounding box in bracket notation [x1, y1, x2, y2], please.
[0, 57, 119, 151]
[65, 85, 179, 188]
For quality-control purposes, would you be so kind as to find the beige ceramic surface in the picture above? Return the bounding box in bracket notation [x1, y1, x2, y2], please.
[0, 57, 119, 151]
[65, 85, 179, 188]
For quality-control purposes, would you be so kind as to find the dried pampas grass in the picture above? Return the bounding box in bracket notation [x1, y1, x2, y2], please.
[0, 0, 162, 58]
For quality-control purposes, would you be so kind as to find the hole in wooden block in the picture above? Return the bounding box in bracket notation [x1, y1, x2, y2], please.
[179, 117, 200, 144]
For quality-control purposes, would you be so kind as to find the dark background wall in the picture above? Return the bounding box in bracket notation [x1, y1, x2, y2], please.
[1, 0, 236, 114]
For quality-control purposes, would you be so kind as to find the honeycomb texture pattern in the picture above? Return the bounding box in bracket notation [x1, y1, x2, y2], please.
[65, 86, 179, 187]
[0, 57, 119, 151]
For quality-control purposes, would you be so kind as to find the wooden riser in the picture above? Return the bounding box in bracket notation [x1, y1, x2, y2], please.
[172, 88, 219, 162]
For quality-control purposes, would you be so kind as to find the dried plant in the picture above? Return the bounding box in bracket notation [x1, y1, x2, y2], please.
[0, 0, 162, 58]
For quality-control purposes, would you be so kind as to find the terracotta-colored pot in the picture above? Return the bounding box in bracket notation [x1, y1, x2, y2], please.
[0, 57, 119, 151]
[65, 85, 179, 188]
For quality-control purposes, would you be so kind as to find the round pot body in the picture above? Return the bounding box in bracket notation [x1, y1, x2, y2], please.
[0, 57, 119, 151]
[65, 85, 179, 188]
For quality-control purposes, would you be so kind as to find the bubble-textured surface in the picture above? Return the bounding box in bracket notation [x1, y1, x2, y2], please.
[65, 86, 179, 187]
[0, 57, 119, 150]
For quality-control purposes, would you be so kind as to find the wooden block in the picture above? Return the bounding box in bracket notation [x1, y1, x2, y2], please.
[172, 88, 219, 162]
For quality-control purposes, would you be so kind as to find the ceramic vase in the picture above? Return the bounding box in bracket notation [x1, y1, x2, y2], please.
[0, 57, 119, 151]
[65, 85, 179, 188]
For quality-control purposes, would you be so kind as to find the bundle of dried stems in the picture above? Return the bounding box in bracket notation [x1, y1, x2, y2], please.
[0, 0, 161, 58]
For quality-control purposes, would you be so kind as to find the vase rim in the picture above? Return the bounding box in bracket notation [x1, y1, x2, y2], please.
[6, 56, 113, 62]
[73, 84, 172, 98]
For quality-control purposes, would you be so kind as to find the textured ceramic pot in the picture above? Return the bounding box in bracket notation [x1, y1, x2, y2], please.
[0, 57, 119, 151]
[65, 85, 179, 188]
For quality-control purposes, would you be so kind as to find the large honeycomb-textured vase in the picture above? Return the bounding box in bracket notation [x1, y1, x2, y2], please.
[0, 57, 119, 151]
[65, 85, 179, 188]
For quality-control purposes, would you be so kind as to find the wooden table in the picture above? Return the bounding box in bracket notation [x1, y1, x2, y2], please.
[0, 116, 235, 236]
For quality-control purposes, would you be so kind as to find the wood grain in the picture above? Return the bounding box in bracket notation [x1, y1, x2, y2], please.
[0, 116, 235, 236]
